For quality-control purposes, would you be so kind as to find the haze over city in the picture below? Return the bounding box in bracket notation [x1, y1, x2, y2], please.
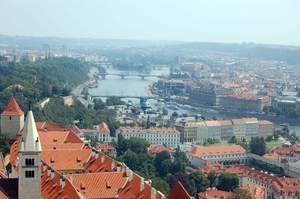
[0, 0, 299, 46]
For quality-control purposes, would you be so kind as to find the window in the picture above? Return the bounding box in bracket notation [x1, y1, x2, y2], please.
[25, 170, 34, 178]
[9, 116, 12, 120]
[25, 158, 35, 166]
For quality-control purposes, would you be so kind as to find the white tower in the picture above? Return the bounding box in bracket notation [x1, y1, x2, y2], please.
[18, 110, 42, 199]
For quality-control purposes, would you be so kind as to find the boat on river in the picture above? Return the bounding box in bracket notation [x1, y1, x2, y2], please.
[280, 123, 289, 127]
[167, 105, 179, 110]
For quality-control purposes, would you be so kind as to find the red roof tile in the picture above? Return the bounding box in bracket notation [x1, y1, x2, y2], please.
[1, 97, 24, 116]
[65, 172, 127, 198]
[168, 181, 194, 199]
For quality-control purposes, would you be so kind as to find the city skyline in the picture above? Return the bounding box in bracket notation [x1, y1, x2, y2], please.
[0, 0, 299, 46]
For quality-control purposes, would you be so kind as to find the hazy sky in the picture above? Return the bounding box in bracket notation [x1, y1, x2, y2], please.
[0, 0, 299, 45]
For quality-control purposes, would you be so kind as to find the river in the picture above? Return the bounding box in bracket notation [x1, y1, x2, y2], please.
[89, 67, 300, 136]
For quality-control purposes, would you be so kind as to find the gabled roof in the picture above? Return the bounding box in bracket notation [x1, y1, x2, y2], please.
[187, 145, 246, 157]
[1, 97, 24, 116]
[99, 122, 110, 133]
[64, 172, 128, 198]
[42, 149, 91, 172]
[168, 181, 194, 199]
[41, 162, 84, 199]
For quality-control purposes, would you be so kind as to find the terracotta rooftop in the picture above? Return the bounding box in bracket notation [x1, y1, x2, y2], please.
[65, 172, 127, 198]
[204, 121, 221, 127]
[99, 122, 110, 133]
[187, 145, 247, 157]
[1, 97, 24, 116]
[167, 181, 195, 199]
[218, 120, 233, 126]
[148, 145, 174, 156]
[198, 188, 232, 199]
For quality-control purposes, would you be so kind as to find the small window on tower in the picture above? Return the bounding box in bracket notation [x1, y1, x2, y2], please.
[9, 116, 11, 120]
[25, 170, 34, 178]
[25, 158, 35, 166]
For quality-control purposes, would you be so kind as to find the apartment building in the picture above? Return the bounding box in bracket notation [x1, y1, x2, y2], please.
[259, 120, 274, 138]
[218, 120, 234, 141]
[231, 119, 246, 140]
[116, 127, 180, 148]
[243, 117, 259, 140]
[205, 120, 221, 140]
[221, 93, 271, 112]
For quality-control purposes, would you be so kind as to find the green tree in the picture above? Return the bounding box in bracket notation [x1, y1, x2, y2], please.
[129, 137, 150, 154]
[207, 171, 216, 188]
[120, 151, 139, 170]
[229, 188, 252, 199]
[217, 173, 239, 191]
[188, 171, 209, 193]
[154, 151, 172, 171]
[159, 159, 172, 177]
[172, 112, 179, 118]
[0, 133, 10, 155]
[105, 96, 125, 106]
[150, 177, 170, 196]
[249, 136, 266, 156]
[162, 107, 168, 116]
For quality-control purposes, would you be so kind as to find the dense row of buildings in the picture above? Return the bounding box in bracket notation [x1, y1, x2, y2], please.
[175, 118, 273, 143]
[0, 97, 194, 199]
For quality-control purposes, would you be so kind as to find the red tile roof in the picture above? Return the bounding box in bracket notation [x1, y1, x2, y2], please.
[65, 172, 127, 198]
[41, 162, 84, 199]
[187, 145, 246, 157]
[167, 181, 194, 199]
[99, 122, 110, 133]
[1, 97, 24, 116]
[198, 188, 232, 199]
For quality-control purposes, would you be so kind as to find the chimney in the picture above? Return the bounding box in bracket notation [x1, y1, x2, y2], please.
[117, 163, 121, 172]
[50, 169, 55, 180]
[91, 148, 95, 157]
[95, 150, 99, 160]
[111, 159, 115, 170]
[47, 166, 51, 176]
[129, 170, 133, 182]
[60, 175, 65, 189]
[101, 152, 105, 163]
[140, 177, 144, 192]
[151, 187, 156, 199]
[43, 162, 47, 172]
[126, 166, 130, 177]
[122, 163, 126, 172]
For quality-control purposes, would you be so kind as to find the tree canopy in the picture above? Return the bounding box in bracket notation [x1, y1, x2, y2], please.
[217, 173, 239, 192]
[249, 136, 266, 156]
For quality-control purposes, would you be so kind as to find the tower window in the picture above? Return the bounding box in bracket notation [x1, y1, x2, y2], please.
[9, 116, 11, 120]
[25, 170, 34, 178]
[25, 158, 35, 166]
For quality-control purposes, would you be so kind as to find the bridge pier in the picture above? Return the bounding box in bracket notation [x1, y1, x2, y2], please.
[121, 75, 125, 79]
[101, 74, 106, 79]
[141, 76, 145, 80]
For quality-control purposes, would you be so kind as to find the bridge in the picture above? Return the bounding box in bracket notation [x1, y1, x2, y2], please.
[90, 95, 168, 100]
[98, 72, 167, 80]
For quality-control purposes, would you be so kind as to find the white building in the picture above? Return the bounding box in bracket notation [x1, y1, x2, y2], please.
[204, 121, 221, 140]
[116, 127, 180, 148]
[243, 117, 259, 139]
[187, 145, 248, 167]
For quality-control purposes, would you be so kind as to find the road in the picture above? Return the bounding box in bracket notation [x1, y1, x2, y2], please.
[71, 67, 99, 107]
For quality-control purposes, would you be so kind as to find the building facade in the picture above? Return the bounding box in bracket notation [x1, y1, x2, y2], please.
[116, 127, 180, 148]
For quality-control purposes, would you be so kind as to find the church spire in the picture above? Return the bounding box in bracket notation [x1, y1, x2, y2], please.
[20, 110, 41, 152]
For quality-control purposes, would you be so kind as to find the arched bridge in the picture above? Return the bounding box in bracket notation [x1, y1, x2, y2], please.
[98, 72, 167, 80]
